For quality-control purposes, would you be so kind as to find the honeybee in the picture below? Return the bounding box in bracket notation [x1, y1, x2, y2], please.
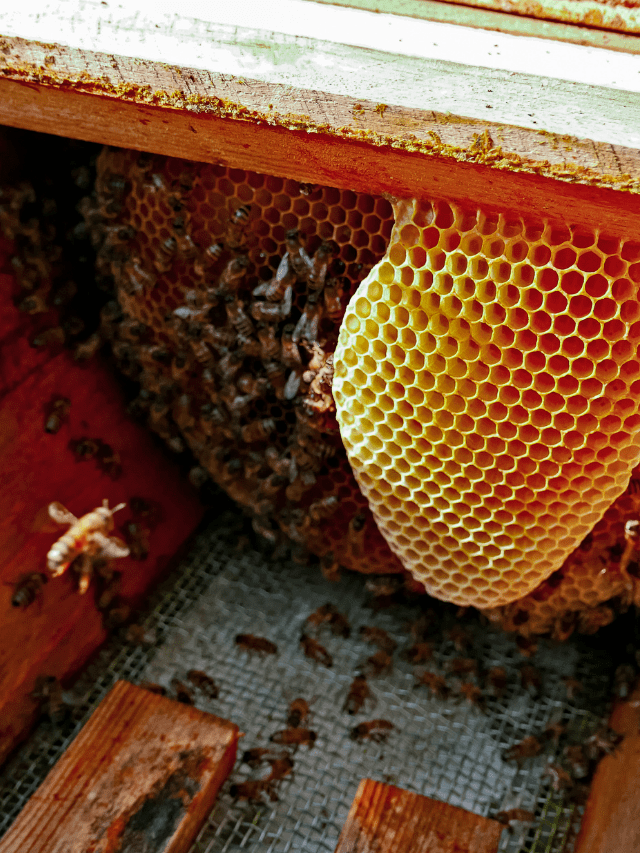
[44, 396, 71, 434]
[218, 255, 249, 296]
[292, 291, 322, 344]
[515, 636, 538, 658]
[31, 675, 67, 723]
[11, 572, 47, 608]
[503, 736, 543, 763]
[235, 634, 278, 655]
[365, 650, 392, 677]
[358, 626, 397, 655]
[402, 642, 433, 664]
[138, 681, 167, 696]
[226, 205, 251, 248]
[350, 719, 394, 743]
[458, 682, 485, 710]
[300, 634, 333, 667]
[225, 296, 254, 339]
[344, 674, 374, 715]
[240, 418, 276, 443]
[495, 809, 534, 827]
[172, 217, 197, 258]
[186, 669, 219, 699]
[154, 237, 177, 274]
[414, 670, 450, 700]
[561, 676, 583, 701]
[74, 332, 102, 363]
[284, 229, 311, 278]
[266, 754, 295, 781]
[543, 763, 573, 792]
[194, 242, 223, 280]
[486, 666, 507, 698]
[519, 663, 542, 696]
[447, 657, 478, 677]
[308, 242, 332, 290]
[270, 727, 317, 748]
[171, 678, 195, 705]
[541, 720, 565, 746]
[287, 697, 311, 728]
[241, 747, 277, 767]
[320, 553, 341, 583]
[446, 625, 472, 653]
[46, 499, 129, 578]
[323, 279, 344, 321]
[230, 779, 278, 802]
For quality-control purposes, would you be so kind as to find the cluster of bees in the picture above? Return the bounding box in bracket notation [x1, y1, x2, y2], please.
[81, 149, 397, 577]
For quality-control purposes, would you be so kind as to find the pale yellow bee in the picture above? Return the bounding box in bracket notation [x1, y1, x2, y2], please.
[47, 500, 130, 593]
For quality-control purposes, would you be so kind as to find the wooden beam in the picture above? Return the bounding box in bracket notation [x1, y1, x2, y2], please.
[2, 77, 640, 242]
[1, 0, 640, 198]
[0, 681, 239, 853]
[335, 779, 503, 852]
[312, 0, 640, 51]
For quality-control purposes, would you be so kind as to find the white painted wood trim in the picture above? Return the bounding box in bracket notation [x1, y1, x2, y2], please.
[1, 0, 640, 153]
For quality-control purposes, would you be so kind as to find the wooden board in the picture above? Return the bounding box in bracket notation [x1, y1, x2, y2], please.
[335, 778, 503, 852]
[2, 0, 640, 224]
[0, 341, 204, 765]
[0, 680, 239, 853]
[311, 0, 640, 51]
[575, 683, 640, 853]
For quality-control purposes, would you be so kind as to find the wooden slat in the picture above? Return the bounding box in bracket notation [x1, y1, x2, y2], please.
[2, 0, 640, 208]
[311, 0, 640, 51]
[335, 779, 503, 852]
[0, 680, 239, 853]
[0, 338, 204, 764]
[2, 77, 640, 243]
[574, 683, 640, 853]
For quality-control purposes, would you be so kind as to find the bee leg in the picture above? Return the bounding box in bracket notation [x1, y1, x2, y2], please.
[75, 553, 93, 595]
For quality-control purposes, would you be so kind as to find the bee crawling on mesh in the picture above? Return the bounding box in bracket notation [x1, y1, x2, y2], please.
[46, 500, 130, 593]
[414, 670, 450, 701]
[270, 727, 317, 748]
[300, 633, 333, 667]
[350, 719, 394, 743]
[344, 674, 375, 715]
[495, 808, 535, 828]
[503, 735, 543, 764]
[10, 572, 47, 609]
[186, 669, 219, 699]
[235, 634, 278, 655]
[364, 650, 393, 678]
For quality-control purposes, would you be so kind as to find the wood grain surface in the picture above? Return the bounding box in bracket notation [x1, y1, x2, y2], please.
[335, 778, 503, 852]
[2, 0, 640, 204]
[0, 680, 239, 853]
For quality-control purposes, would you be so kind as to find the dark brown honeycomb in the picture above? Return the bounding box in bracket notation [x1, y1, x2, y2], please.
[90, 147, 400, 575]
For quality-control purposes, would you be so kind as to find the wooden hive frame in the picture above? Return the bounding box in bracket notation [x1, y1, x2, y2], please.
[2, 1, 640, 847]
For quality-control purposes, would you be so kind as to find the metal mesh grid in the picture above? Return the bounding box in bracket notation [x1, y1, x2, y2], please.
[0, 509, 614, 851]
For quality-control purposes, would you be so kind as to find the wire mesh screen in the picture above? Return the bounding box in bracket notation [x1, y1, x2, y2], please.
[0, 509, 615, 852]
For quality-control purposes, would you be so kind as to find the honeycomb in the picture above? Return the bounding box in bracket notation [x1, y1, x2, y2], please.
[334, 197, 640, 609]
[6, 139, 639, 633]
[88, 148, 402, 576]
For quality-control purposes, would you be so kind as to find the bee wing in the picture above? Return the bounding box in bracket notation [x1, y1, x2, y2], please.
[93, 532, 130, 559]
[48, 502, 77, 525]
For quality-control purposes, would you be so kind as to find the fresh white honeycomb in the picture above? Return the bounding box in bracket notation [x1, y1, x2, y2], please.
[334, 197, 640, 609]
